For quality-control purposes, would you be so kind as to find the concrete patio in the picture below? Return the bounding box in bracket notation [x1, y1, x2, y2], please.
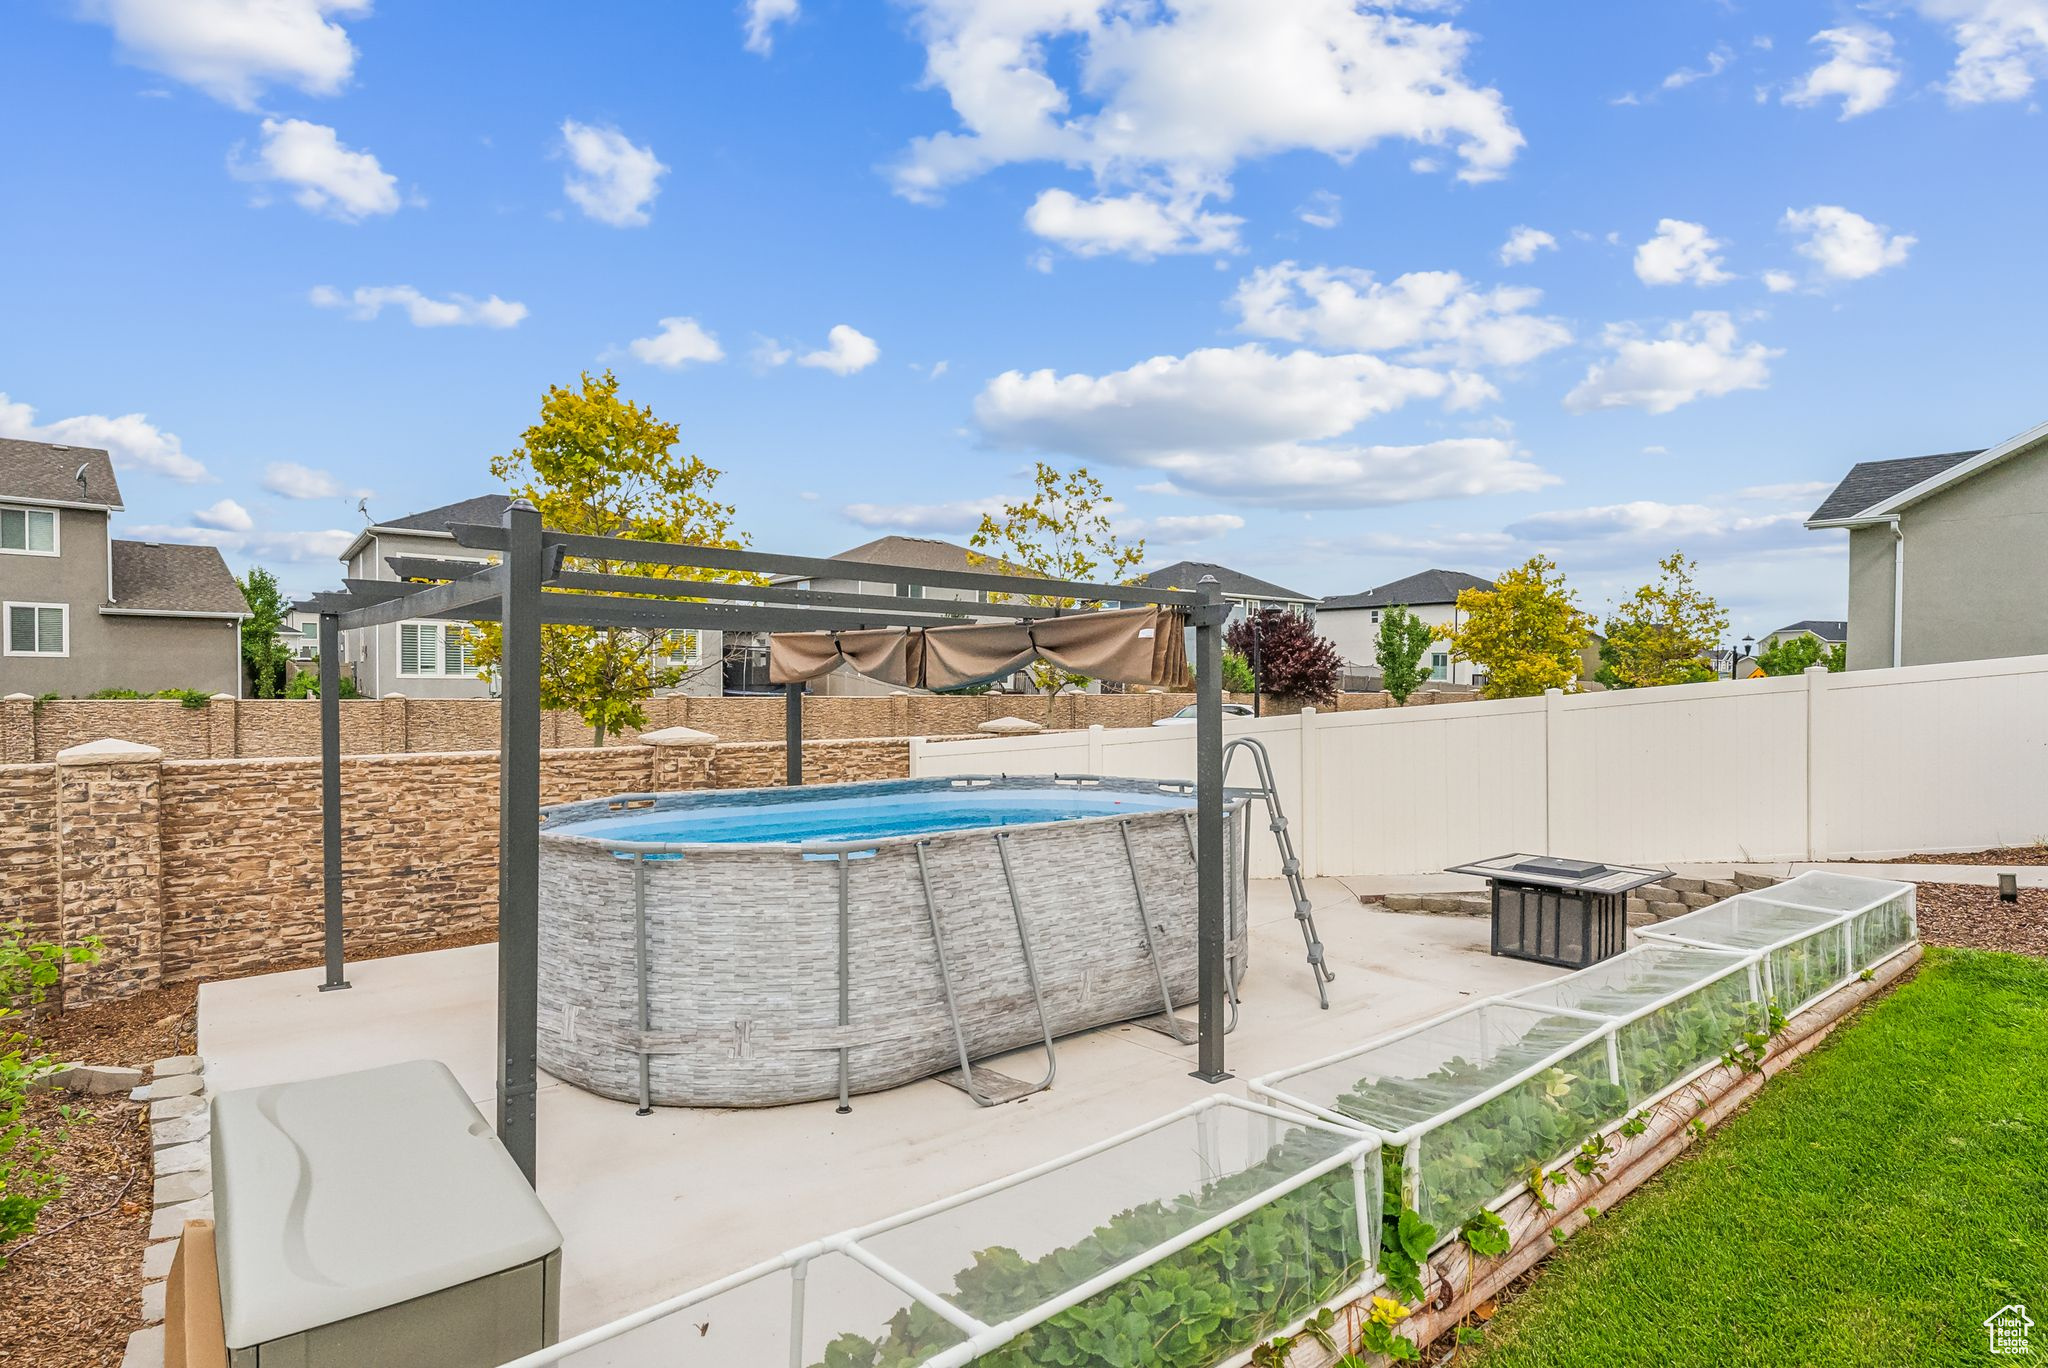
[197, 876, 1562, 1340]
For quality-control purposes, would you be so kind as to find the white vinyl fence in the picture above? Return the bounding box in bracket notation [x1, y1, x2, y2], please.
[910, 654, 2048, 876]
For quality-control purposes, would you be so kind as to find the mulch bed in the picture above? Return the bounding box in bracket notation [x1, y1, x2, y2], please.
[1910, 881, 2048, 958]
[0, 930, 497, 1368]
[0, 983, 197, 1368]
[1877, 845, 2048, 866]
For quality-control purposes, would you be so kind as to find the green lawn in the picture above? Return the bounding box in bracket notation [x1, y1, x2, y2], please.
[1464, 948, 2048, 1368]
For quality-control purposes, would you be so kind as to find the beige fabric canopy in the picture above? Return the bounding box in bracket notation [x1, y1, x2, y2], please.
[768, 605, 1189, 690]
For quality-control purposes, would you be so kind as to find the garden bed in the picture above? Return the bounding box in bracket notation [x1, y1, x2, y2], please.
[1912, 881, 2048, 958]
[1453, 947, 2048, 1366]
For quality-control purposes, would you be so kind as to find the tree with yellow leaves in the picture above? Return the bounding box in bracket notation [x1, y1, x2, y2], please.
[468, 370, 750, 743]
[1445, 555, 1595, 698]
[1595, 550, 1728, 689]
[968, 463, 1144, 693]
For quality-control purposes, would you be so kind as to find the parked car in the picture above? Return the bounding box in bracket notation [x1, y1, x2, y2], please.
[1152, 703, 1256, 726]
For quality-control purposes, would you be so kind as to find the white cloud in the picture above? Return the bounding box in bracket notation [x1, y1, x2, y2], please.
[0, 391, 210, 483]
[973, 343, 1556, 507]
[559, 120, 668, 227]
[1119, 512, 1245, 544]
[309, 284, 527, 328]
[1506, 500, 1809, 553]
[1297, 190, 1342, 230]
[1914, 0, 2048, 103]
[743, 0, 799, 55]
[1633, 218, 1734, 287]
[889, 0, 1522, 261]
[1739, 480, 1834, 501]
[263, 461, 347, 499]
[1233, 262, 1572, 370]
[798, 324, 880, 375]
[124, 521, 353, 565]
[1024, 187, 1242, 257]
[1784, 26, 1902, 119]
[1564, 312, 1781, 415]
[1662, 43, 1734, 90]
[233, 117, 399, 221]
[627, 316, 726, 369]
[1782, 205, 1915, 280]
[77, 0, 368, 109]
[1762, 269, 1799, 293]
[192, 497, 254, 532]
[842, 495, 1005, 533]
[1498, 225, 1558, 266]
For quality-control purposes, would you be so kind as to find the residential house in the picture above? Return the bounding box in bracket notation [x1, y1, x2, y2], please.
[1132, 560, 1318, 635]
[1317, 569, 1494, 687]
[1806, 419, 2048, 669]
[0, 438, 245, 696]
[336, 494, 724, 698]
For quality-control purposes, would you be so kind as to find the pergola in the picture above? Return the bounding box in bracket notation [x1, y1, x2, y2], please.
[300, 500, 1234, 1185]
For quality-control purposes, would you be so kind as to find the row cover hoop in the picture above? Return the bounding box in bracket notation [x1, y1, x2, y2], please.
[497, 1095, 1379, 1368]
[497, 874, 1913, 1368]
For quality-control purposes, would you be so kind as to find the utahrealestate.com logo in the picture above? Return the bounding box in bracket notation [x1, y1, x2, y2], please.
[1985, 1305, 2034, 1356]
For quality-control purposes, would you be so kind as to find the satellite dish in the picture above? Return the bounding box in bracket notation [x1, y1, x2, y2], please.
[356, 497, 372, 524]
[74, 463, 89, 495]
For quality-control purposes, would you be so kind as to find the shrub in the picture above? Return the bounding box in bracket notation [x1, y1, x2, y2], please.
[285, 668, 361, 699]
[1226, 609, 1343, 704]
[0, 923, 100, 1265]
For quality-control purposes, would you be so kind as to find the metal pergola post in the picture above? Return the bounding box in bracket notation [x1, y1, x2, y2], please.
[317, 612, 349, 993]
[1192, 576, 1230, 1082]
[497, 499, 545, 1184]
[302, 512, 1233, 1190]
[784, 681, 804, 786]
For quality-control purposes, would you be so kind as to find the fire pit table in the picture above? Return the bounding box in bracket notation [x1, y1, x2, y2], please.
[1445, 853, 1669, 969]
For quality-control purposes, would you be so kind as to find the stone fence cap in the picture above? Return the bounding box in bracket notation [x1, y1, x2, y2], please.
[977, 716, 1044, 735]
[3, 693, 34, 702]
[640, 725, 719, 745]
[56, 737, 165, 765]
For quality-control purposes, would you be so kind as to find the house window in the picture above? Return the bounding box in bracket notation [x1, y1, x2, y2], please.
[398, 622, 475, 677]
[660, 629, 700, 665]
[1369, 609, 1380, 624]
[896, 583, 925, 599]
[0, 506, 57, 555]
[1430, 652, 1449, 681]
[4, 602, 67, 656]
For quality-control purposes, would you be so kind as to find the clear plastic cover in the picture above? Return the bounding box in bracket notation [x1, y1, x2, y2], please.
[1502, 945, 1762, 1104]
[833, 1105, 1375, 1367]
[1765, 926, 1852, 1011]
[1763, 871, 1917, 971]
[1634, 894, 1842, 952]
[1847, 888, 1916, 968]
[546, 1250, 966, 1368]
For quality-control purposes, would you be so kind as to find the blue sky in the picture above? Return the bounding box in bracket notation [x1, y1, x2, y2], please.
[4, 1, 2044, 639]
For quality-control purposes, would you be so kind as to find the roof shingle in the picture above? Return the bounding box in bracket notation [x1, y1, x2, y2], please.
[378, 494, 514, 534]
[1321, 568, 1494, 611]
[1807, 451, 1980, 523]
[0, 438, 122, 509]
[109, 541, 247, 615]
[1137, 560, 1313, 602]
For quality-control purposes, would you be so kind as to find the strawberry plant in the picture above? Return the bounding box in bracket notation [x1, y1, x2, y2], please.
[1458, 1210, 1512, 1259]
[0, 922, 100, 1265]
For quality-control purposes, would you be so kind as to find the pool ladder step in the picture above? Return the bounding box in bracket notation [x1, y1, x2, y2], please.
[1223, 736, 1337, 1009]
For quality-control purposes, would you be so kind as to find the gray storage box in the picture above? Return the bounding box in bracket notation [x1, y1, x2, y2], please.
[212, 1059, 562, 1368]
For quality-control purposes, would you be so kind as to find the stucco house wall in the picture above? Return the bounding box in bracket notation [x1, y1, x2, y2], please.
[1318, 602, 1473, 685]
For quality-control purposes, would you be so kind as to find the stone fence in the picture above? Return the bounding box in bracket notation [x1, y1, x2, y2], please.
[0, 687, 1477, 766]
[2, 728, 923, 1006]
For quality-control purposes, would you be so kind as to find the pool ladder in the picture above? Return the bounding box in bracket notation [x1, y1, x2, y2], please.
[1223, 736, 1336, 1009]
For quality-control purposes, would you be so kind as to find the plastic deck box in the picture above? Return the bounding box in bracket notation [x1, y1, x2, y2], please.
[210, 1059, 562, 1367]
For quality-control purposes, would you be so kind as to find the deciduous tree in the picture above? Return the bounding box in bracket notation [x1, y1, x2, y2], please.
[1225, 608, 1343, 704]
[237, 566, 292, 698]
[468, 370, 749, 743]
[1756, 633, 1846, 675]
[969, 463, 1144, 693]
[1594, 551, 1728, 689]
[1446, 556, 1594, 699]
[1374, 604, 1436, 704]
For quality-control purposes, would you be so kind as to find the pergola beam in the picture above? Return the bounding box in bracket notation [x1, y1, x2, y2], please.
[546, 568, 1060, 621]
[447, 523, 1203, 608]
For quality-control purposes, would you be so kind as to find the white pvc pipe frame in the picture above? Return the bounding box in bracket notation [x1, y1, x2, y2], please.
[495, 1095, 1379, 1368]
[497, 874, 1914, 1368]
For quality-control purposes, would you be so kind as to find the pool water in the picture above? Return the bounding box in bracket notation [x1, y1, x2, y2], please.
[550, 786, 1196, 847]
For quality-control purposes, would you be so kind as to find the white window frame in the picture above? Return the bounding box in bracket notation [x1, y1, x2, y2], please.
[1429, 651, 1449, 682]
[0, 505, 60, 557]
[4, 601, 69, 657]
[397, 620, 478, 678]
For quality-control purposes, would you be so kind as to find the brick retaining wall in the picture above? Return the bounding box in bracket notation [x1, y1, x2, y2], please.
[15, 732, 919, 1004]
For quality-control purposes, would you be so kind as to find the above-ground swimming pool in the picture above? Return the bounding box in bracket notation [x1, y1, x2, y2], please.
[536, 776, 1251, 1109]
